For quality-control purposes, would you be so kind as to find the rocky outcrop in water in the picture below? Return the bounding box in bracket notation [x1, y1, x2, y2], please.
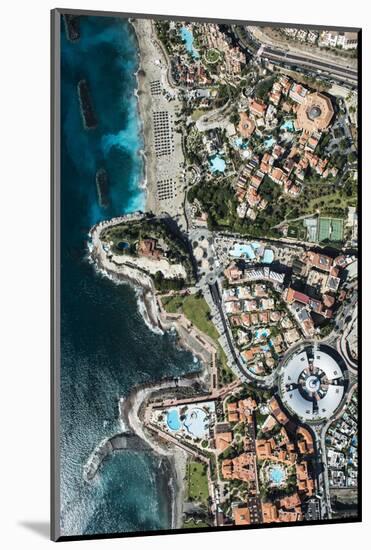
[63, 14, 80, 42]
[77, 79, 98, 129]
[96, 167, 110, 208]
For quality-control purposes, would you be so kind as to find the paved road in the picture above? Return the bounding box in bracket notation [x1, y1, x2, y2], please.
[208, 280, 278, 389]
[317, 379, 358, 520]
[337, 306, 358, 373]
[260, 46, 357, 86]
[263, 47, 357, 78]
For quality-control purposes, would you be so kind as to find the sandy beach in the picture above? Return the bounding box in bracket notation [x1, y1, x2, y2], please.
[132, 18, 159, 214]
[86, 14, 212, 517]
[131, 18, 187, 228]
[131, 19, 158, 213]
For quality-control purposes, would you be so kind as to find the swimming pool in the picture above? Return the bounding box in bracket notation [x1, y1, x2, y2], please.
[180, 27, 200, 59]
[264, 136, 276, 149]
[281, 119, 295, 132]
[167, 409, 182, 431]
[229, 243, 256, 260]
[230, 242, 271, 262]
[117, 241, 130, 250]
[262, 249, 274, 263]
[255, 328, 270, 339]
[209, 154, 226, 173]
[184, 408, 208, 438]
[270, 465, 285, 485]
[234, 137, 248, 150]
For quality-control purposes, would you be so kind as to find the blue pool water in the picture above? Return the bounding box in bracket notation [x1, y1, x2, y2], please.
[281, 119, 295, 132]
[229, 243, 255, 259]
[184, 408, 207, 438]
[117, 241, 129, 250]
[234, 137, 248, 150]
[209, 154, 226, 173]
[263, 249, 274, 263]
[167, 409, 182, 431]
[264, 136, 276, 149]
[270, 466, 285, 485]
[255, 329, 269, 338]
[180, 27, 200, 59]
[229, 242, 273, 263]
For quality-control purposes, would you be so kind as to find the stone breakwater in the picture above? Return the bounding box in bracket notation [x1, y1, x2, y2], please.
[84, 373, 205, 528]
[83, 431, 153, 482]
[118, 375, 207, 529]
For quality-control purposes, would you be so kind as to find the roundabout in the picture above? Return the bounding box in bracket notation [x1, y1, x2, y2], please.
[279, 343, 347, 423]
[204, 48, 222, 64]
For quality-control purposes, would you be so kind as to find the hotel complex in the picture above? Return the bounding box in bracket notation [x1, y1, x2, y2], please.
[85, 14, 359, 534]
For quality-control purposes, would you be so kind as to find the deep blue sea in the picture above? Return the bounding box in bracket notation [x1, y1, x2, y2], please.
[60, 15, 198, 537]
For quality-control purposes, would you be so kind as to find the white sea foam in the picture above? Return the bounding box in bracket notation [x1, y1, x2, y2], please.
[88, 249, 163, 337]
[135, 287, 164, 336]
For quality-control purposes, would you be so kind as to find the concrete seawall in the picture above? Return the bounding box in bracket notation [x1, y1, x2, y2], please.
[83, 431, 153, 482]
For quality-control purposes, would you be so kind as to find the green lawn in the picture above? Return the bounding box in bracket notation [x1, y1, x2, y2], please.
[182, 519, 209, 529]
[302, 188, 356, 217]
[287, 225, 298, 238]
[287, 223, 306, 240]
[186, 460, 209, 504]
[162, 293, 234, 382]
[162, 294, 219, 341]
[204, 48, 221, 64]
[191, 109, 205, 122]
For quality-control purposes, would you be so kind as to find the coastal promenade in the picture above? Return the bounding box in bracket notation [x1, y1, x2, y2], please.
[157, 294, 219, 385]
[153, 378, 242, 409]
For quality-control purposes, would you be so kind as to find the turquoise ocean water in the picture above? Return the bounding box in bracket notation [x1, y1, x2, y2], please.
[60, 15, 198, 536]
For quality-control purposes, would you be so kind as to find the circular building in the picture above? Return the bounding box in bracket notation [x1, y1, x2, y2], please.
[238, 112, 256, 139]
[279, 344, 346, 423]
[295, 92, 334, 132]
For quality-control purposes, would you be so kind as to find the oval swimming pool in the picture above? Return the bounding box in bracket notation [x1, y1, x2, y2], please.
[166, 409, 182, 431]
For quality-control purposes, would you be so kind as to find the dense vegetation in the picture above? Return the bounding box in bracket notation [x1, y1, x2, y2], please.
[188, 179, 239, 230]
[101, 217, 196, 284]
[255, 76, 276, 102]
[188, 166, 356, 239]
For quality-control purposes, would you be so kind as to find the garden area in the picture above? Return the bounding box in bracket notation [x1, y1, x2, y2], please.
[162, 293, 219, 341]
[185, 460, 209, 505]
[204, 48, 222, 64]
[161, 293, 234, 384]
[101, 217, 196, 285]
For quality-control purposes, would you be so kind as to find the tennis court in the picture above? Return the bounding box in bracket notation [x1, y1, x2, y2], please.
[318, 217, 344, 242]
